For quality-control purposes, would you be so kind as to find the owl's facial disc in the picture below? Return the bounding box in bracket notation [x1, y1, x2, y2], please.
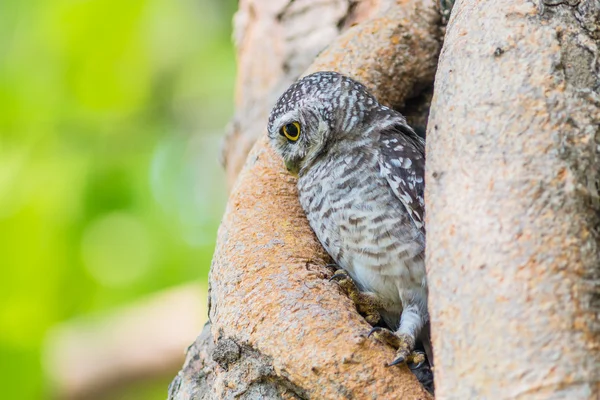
[271, 108, 330, 176]
[268, 71, 376, 176]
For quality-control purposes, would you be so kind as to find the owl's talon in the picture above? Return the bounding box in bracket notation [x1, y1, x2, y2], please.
[368, 326, 381, 337]
[369, 328, 420, 367]
[388, 355, 407, 367]
[407, 351, 426, 370]
[387, 348, 425, 368]
[388, 348, 425, 370]
[387, 351, 424, 367]
[368, 327, 401, 347]
[329, 269, 349, 282]
[330, 270, 382, 325]
[364, 313, 379, 325]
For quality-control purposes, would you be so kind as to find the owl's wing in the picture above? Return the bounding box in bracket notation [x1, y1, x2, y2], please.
[378, 122, 426, 233]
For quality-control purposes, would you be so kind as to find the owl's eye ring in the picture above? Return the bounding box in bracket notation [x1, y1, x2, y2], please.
[280, 122, 301, 142]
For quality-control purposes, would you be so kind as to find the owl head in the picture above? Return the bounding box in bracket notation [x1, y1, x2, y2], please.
[267, 71, 388, 174]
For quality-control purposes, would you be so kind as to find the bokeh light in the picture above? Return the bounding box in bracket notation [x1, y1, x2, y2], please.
[81, 211, 153, 287]
[0, 0, 236, 398]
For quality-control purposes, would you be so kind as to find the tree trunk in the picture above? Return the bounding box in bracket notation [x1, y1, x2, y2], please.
[172, 0, 600, 398]
[170, 0, 442, 398]
[426, 0, 600, 398]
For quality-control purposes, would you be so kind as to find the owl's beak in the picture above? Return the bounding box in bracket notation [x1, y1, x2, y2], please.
[284, 160, 299, 177]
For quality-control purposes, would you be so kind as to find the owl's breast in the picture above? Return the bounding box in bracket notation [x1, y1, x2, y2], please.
[297, 156, 426, 310]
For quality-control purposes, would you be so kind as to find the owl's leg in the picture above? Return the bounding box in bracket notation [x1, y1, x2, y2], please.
[330, 269, 383, 325]
[395, 302, 427, 365]
[369, 299, 427, 367]
[369, 327, 426, 367]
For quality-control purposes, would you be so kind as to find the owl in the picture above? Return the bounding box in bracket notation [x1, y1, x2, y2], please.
[267, 71, 430, 368]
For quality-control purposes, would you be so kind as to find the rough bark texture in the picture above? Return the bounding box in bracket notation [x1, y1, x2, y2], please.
[170, 0, 442, 399]
[426, 0, 600, 398]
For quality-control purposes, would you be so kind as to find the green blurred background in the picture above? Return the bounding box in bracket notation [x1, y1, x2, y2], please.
[0, 0, 236, 398]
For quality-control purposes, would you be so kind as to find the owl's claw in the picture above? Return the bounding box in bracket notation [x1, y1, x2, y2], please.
[329, 269, 348, 282]
[389, 351, 426, 368]
[408, 352, 427, 370]
[368, 327, 400, 345]
[330, 269, 382, 325]
[369, 327, 423, 367]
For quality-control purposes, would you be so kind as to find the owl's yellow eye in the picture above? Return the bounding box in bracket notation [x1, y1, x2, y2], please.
[280, 122, 301, 142]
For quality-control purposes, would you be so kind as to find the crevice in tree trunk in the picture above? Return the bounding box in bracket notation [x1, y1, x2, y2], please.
[397, 84, 435, 139]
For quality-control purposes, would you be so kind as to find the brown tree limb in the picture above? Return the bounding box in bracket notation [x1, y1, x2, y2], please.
[426, 0, 600, 398]
[43, 284, 207, 400]
[170, 0, 442, 398]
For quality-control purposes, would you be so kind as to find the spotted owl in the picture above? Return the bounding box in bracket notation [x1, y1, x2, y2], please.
[267, 71, 430, 368]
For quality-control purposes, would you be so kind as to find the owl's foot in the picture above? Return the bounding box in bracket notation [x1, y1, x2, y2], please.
[330, 269, 382, 325]
[368, 327, 425, 367]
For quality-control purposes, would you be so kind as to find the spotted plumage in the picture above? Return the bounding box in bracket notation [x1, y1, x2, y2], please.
[267, 71, 430, 369]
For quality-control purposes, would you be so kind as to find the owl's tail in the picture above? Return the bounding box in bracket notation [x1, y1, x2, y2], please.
[420, 321, 434, 367]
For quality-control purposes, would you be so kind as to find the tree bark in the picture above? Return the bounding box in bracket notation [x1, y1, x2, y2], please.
[426, 0, 600, 398]
[170, 0, 442, 399]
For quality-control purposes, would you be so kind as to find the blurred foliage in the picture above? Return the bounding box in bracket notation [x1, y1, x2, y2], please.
[0, 0, 236, 398]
